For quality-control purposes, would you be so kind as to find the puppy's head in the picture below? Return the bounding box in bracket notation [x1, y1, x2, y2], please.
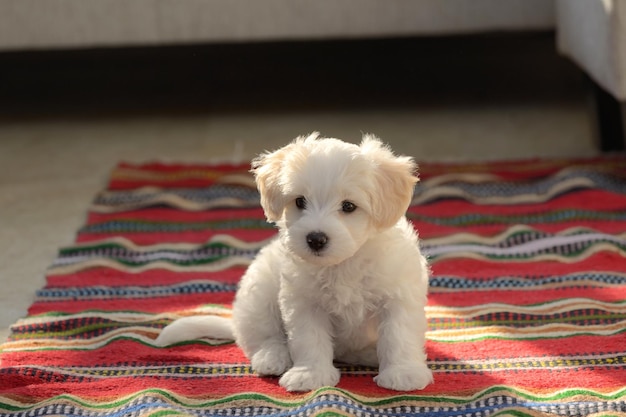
[252, 132, 417, 266]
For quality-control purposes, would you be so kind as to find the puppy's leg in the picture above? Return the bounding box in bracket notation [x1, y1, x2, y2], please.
[278, 296, 340, 392]
[374, 301, 433, 391]
[233, 247, 292, 376]
[234, 294, 291, 376]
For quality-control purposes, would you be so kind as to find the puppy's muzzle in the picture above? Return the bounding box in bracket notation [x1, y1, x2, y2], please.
[306, 231, 329, 252]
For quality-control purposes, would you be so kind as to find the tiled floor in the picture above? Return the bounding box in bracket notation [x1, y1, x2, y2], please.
[0, 35, 601, 342]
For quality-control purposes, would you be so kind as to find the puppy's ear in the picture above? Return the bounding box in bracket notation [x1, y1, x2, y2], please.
[360, 134, 418, 229]
[251, 146, 290, 222]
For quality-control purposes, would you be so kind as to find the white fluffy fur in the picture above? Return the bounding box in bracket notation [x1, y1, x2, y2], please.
[156, 133, 433, 392]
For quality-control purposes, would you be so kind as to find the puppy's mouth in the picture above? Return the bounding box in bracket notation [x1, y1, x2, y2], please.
[305, 249, 333, 266]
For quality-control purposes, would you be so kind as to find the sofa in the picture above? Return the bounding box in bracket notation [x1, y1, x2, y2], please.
[1, 0, 624, 149]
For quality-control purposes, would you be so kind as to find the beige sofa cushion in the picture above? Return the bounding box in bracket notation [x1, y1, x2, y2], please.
[0, 0, 554, 51]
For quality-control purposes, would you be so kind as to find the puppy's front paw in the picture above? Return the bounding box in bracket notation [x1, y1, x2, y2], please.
[279, 365, 340, 392]
[251, 344, 292, 376]
[374, 364, 433, 391]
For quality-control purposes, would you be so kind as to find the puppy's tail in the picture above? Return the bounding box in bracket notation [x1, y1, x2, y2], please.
[155, 316, 234, 346]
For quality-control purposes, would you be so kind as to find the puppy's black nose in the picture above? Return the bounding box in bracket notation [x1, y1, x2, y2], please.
[306, 232, 329, 252]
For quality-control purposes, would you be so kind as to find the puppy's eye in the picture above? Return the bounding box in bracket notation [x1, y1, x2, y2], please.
[295, 196, 307, 209]
[341, 201, 357, 213]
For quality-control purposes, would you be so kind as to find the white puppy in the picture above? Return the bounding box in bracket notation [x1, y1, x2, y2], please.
[156, 133, 433, 392]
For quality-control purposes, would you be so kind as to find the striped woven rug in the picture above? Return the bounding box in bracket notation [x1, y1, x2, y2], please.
[1, 156, 626, 416]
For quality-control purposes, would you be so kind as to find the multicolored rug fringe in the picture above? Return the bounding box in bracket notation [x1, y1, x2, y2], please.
[1, 156, 626, 416]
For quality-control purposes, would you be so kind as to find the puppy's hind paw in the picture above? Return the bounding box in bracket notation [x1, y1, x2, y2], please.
[251, 344, 292, 376]
[279, 365, 340, 392]
[375, 364, 433, 391]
